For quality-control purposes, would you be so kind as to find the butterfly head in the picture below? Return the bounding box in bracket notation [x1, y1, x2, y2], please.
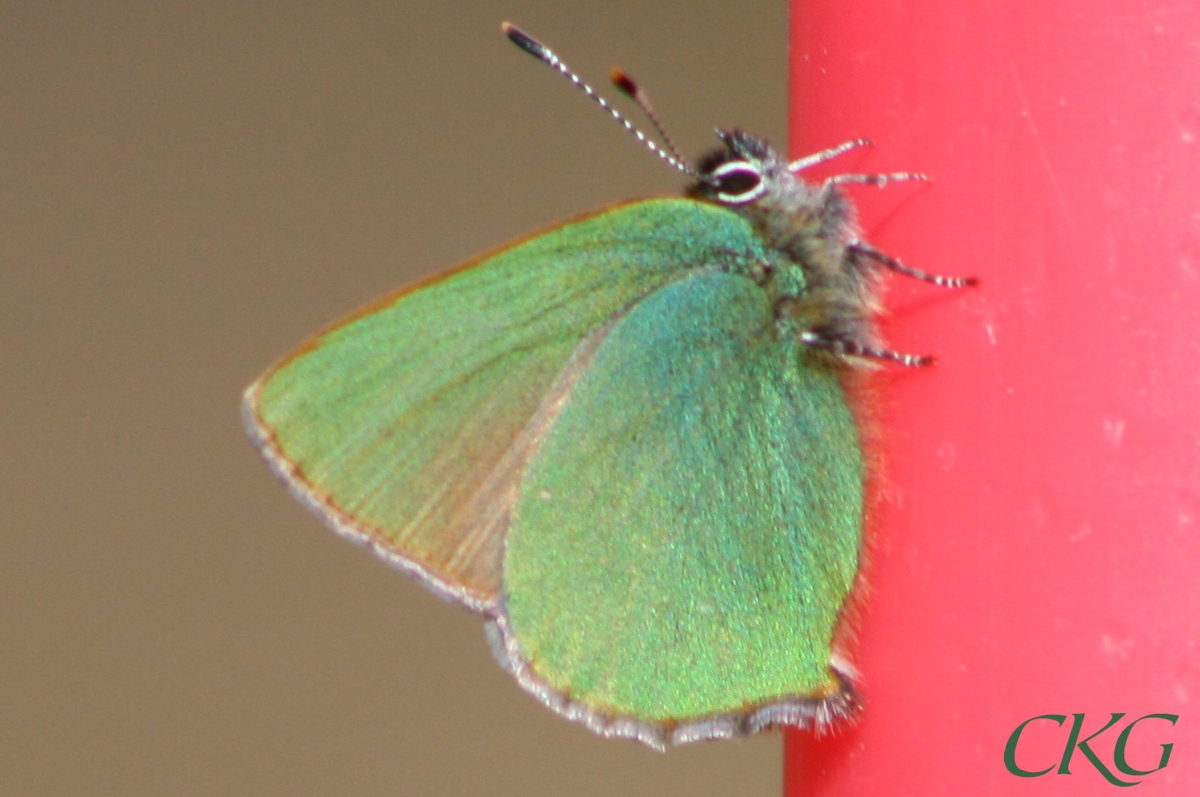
[689, 130, 789, 207]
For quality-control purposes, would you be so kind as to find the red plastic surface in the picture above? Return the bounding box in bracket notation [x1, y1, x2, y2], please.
[785, 1, 1200, 794]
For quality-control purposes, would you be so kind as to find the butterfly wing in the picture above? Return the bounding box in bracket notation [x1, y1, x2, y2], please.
[244, 198, 773, 612]
[496, 269, 864, 746]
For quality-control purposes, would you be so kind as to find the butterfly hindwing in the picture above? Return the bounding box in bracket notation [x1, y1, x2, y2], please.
[498, 269, 864, 741]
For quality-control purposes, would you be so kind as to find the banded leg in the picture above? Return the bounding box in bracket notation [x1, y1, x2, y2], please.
[850, 241, 978, 289]
[827, 171, 929, 188]
[801, 331, 934, 368]
[787, 139, 872, 173]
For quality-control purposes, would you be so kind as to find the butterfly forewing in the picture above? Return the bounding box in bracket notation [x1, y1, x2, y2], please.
[245, 199, 772, 611]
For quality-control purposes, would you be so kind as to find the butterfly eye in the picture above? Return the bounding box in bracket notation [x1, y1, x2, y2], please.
[709, 162, 766, 205]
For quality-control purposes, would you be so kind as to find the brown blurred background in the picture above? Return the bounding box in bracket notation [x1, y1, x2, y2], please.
[1, 1, 790, 795]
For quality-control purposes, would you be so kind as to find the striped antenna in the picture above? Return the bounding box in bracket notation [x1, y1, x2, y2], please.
[609, 68, 686, 166]
[502, 23, 696, 178]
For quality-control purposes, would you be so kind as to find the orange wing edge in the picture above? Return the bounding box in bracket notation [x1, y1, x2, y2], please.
[241, 380, 499, 615]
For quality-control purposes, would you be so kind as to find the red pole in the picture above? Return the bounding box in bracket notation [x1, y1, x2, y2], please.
[786, 1, 1200, 794]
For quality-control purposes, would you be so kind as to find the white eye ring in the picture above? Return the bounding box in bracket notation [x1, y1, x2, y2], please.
[710, 161, 767, 205]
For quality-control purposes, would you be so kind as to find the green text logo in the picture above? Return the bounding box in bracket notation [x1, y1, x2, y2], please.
[1004, 713, 1178, 786]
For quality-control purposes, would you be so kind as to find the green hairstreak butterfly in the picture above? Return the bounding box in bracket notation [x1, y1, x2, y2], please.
[243, 23, 975, 750]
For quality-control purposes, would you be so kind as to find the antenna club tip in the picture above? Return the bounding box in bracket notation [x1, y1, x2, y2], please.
[502, 22, 550, 60]
[498, 23, 694, 178]
[610, 68, 637, 97]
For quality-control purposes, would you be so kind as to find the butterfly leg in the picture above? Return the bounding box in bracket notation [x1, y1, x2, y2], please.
[800, 330, 934, 368]
[827, 172, 928, 188]
[787, 139, 872, 173]
[849, 241, 978, 289]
